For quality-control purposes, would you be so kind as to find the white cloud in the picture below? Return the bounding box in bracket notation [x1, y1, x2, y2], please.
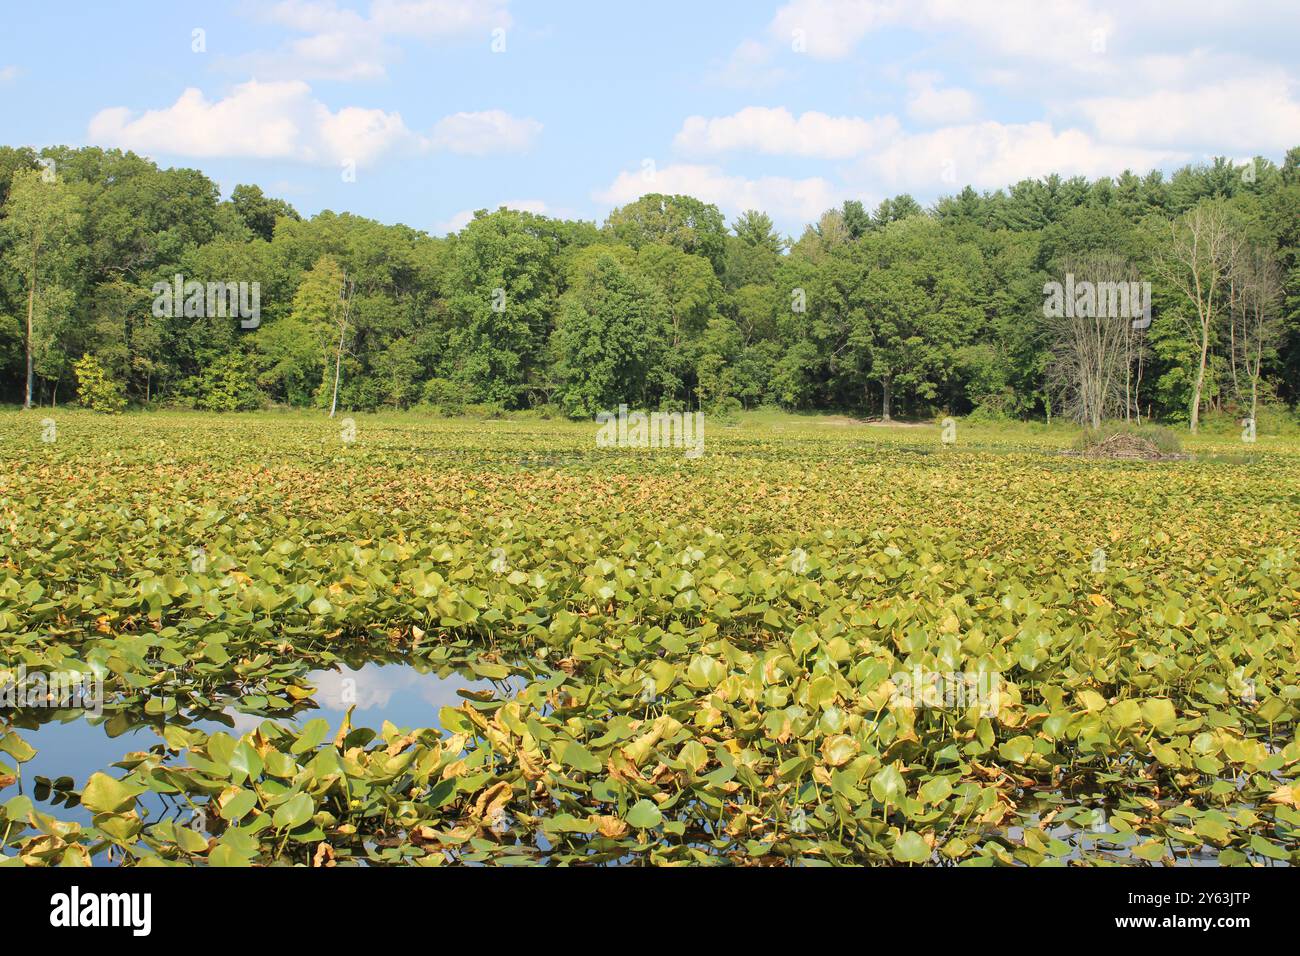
[722, 0, 1300, 172]
[256, 30, 391, 82]
[595, 163, 842, 226]
[767, 0, 1114, 64]
[87, 81, 417, 167]
[430, 110, 542, 155]
[239, 0, 513, 82]
[320, 105, 417, 165]
[769, 0, 903, 60]
[1078, 72, 1300, 153]
[761, 0, 1300, 95]
[675, 107, 900, 159]
[238, 1, 390, 80]
[905, 72, 978, 125]
[369, 0, 511, 36]
[860, 120, 1183, 193]
[0, 65, 18, 83]
[262, 0, 370, 34]
[88, 83, 541, 168]
[709, 39, 790, 90]
[435, 198, 547, 234]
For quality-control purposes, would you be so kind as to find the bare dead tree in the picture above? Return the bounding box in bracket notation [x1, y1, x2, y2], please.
[1154, 199, 1244, 433]
[1121, 292, 1150, 423]
[328, 275, 355, 420]
[1228, 247, 1282, 431]
[1042, 253, 1141, 429]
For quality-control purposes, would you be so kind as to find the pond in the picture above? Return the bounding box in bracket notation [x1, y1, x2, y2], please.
[3, 660, 525, 857]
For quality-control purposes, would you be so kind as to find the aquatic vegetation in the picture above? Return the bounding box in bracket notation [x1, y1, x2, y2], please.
[0, 411, 1297, 866]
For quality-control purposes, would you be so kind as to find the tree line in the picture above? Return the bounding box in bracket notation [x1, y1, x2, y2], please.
[2, 143, 1298, 430]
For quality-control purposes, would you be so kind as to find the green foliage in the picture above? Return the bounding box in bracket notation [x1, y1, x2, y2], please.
[444, 208, 571, 407]
[0, 143, 1298, 422]
[461, 401, 507, 420]
[708, 394, 743, 423]
[229, 183, 299, 242]
[421, 376, 471, 416]
[72, 353, 126, 412]
[553, 254, 668, 416]
[605, 193, 728, 275]
[192, 353, 263, 412]
[1, 167, 83, 406]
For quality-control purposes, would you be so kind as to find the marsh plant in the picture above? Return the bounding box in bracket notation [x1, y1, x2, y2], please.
[891, 667, 1003, 718]
[1, 413, 1297, 868]
[0, 666, 103, 716]
[595, 404, 704, 458]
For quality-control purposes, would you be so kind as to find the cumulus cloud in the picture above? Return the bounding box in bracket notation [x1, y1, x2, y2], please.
[860, 120, 1182, 193]
[759, 0, 1300, 98]
[239, 29, 391, 82]
[663, 111, 1183, 215]
[595, 163, 842, 226]
[767, 0, 1114, 64]
[369, 0, 512, 36]
[769, 0, 901, 60]
[262, 0, 371, 34]
[1077, 72, 1300, 153]
[88, 82, 541, 168]
[430, 110, 543, 155]
[236, 0, 513, 81]
[674, 107, 899, 159]
[697, 1, 1300, 204]
[708, 39, 790, 90]
[87, 81, 418, 167]
[905, 73, 978, 125]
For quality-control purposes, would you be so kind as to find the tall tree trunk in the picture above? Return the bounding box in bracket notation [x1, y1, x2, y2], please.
[881, 376, 892, 422]
[329, 278, 353, 419]
[24, 255, 35, 411]
[1228, 310, 1241, 402]
[329, 324, 344, 419]
[1250, 373, 1258, 432]
[1251, 336, 1263, 430]
[1124, 355, 1131, 422]
[1190, 329, 1209, 433]
[1190, 345, 1206, 431]
[1134, 347, 1145, 425]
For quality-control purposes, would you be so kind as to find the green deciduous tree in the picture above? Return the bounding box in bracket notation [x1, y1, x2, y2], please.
[553, 255, 668, 416]
[1155, 199, 1245, 431]
[1, 168, 83, 408]
[73, 352, 126, 412]
[605, 194, 728, 276]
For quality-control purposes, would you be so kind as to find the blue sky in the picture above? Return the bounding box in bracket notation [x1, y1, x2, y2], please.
[2, 0, 1299, 237]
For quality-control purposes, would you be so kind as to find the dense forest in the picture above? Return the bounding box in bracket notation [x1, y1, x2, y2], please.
[2, 143, 1298, 427]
